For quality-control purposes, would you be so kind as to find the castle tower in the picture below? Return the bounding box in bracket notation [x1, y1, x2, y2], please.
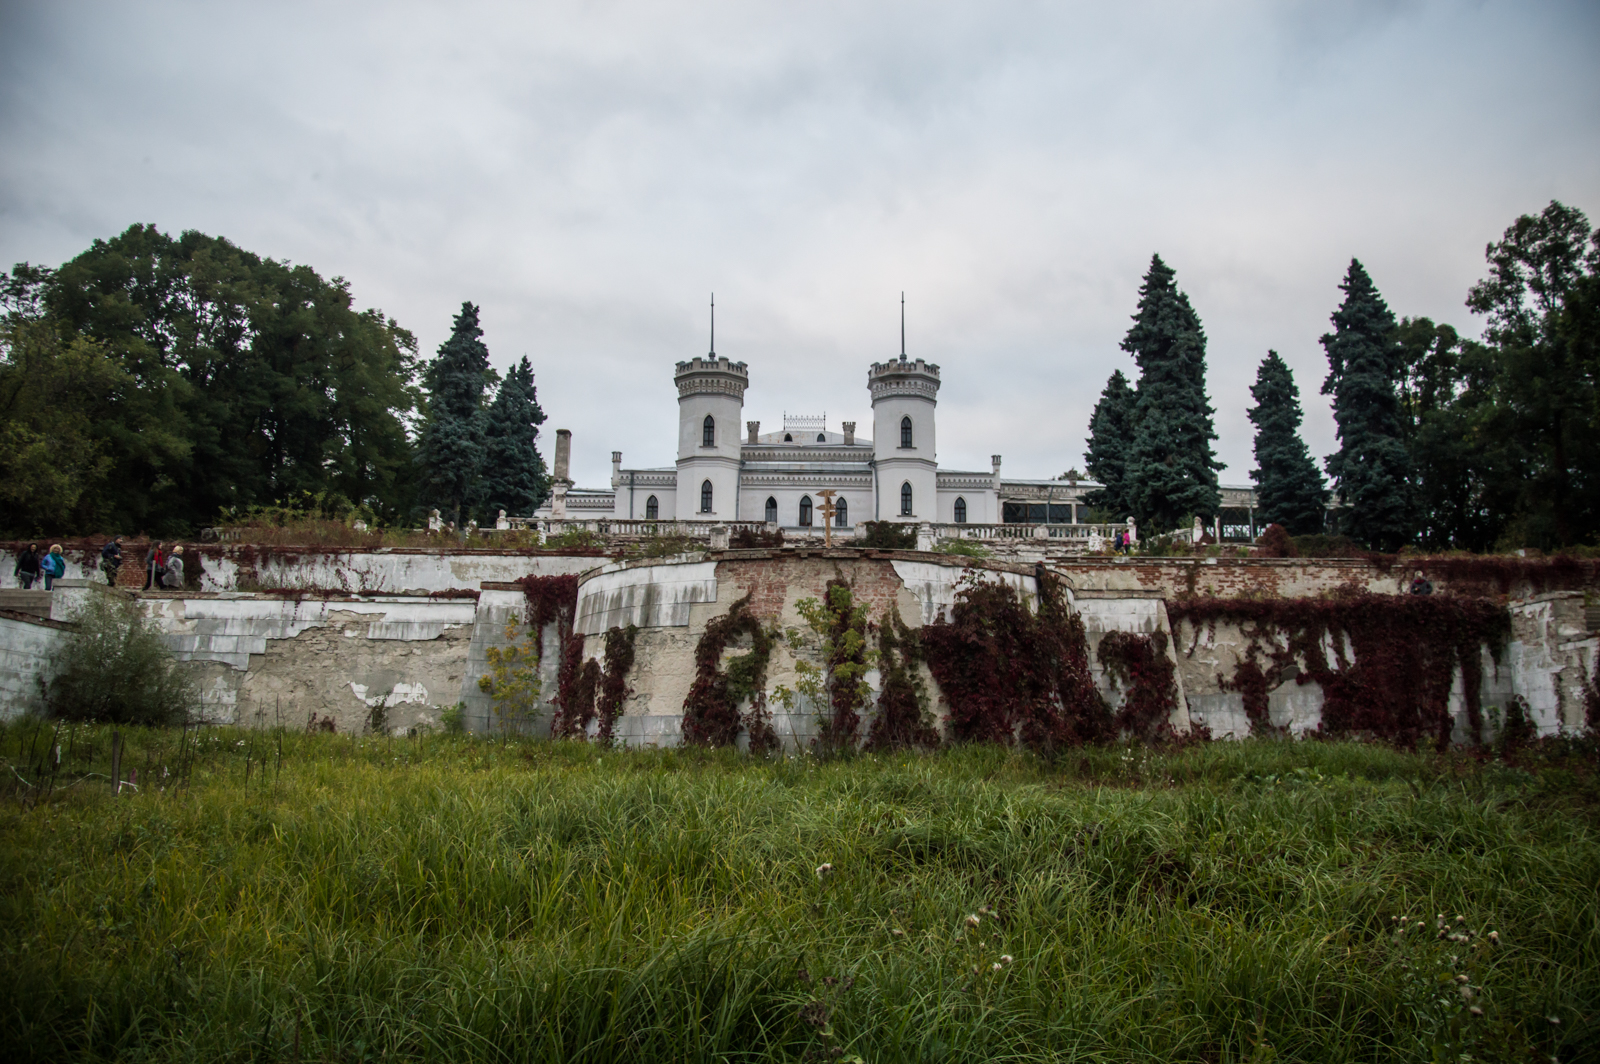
[674, 356, 747, 520]
[869, 355, 939, 522]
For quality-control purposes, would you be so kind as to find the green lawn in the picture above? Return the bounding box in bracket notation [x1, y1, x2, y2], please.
[1, 724, 1596, 1062]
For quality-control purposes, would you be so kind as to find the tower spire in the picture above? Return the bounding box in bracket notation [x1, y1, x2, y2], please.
[710, 293, 715, 356]
[900, 291, 906, 361]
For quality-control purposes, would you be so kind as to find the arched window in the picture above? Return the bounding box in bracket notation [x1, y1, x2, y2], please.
[799, 495, 813, 526]
[702, 415, 715, 447]
[645, 495, 659, 520]
[900, 416, 913, 448]
[700, 480, 713, 513]
[900, 482, 913, 516]
[834, 498, 848, 527]
[765, 496, 778, 524]
[953, 497, 967, 524]
[817, 433, 826, 442]
[783, 433, 792, 442]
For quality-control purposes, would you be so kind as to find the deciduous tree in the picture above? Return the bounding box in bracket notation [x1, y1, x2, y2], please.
[1465, 200, 1599, 548]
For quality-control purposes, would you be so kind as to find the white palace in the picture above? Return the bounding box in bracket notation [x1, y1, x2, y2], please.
[537, 338, 1263, 539]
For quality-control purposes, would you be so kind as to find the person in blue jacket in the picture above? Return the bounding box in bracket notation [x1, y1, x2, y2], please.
[39, 544, 66, 590]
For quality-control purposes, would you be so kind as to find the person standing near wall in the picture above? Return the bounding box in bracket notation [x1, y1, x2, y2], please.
[39, 544, 65, 590]
[14, 543, 40, 588]
[143, 542, 165, 590]
[161, 545, 185, 589]
[99, 537, 123, 585]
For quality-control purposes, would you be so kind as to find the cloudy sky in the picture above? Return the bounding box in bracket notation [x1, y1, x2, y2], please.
[3, 1, 1597, 490]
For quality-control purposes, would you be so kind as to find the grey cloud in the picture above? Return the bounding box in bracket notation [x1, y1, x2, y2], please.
[2, 0, 1596, 488]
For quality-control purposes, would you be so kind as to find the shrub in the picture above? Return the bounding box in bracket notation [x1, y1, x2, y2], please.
[860, 521, 916, 549]
[933, 538, 991, 558]
[730, 527, 784, 549]
[634, 534, 698, 557]
[1290, 533, 1364, 558]
[48, 592, 197, 725]
[1255, 523, 1298, 558]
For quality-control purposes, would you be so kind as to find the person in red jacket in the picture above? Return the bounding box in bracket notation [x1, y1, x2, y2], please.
[143, 541, 166, 590]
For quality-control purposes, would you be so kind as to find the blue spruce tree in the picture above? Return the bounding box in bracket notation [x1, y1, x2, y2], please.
[1121, 255, 1222, 532]
[1248, 351, 1328, 535]
[481, 355, 549, 518]
[1321, 260, 1414, 551]
[418, 302, 493, 527]
[1083, 369, 1135, 519]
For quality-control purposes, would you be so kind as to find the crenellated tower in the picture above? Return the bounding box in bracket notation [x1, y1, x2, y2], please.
[674, 356, 747, 520]
[869, 355, 939, 522]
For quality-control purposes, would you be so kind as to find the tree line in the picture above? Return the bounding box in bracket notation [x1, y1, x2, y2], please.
[1084, 201, 1600, 552]
[0, 224, 549, 536]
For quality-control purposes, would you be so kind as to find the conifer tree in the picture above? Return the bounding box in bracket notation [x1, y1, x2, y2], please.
[1083, 369, 1135, 518]
[1121, 255, 1221, 531]
[1321, 260, 1413, 551]
[481, 355, 549, 518]
[418, 302, 494, 527]
[1247, 351, 1328, 535]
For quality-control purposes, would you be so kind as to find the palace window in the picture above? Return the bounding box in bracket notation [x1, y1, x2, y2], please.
[765, 496, 778, 524]
[900, 416, 913, 448]
[900, 482, 913, 516]
[783, 433, 792, 442]
[702, 415, 715, 447]
[700, 480, 713, 513]
[834, 498, 848, 527]
[799, 495, 813, 526]
[645, 495, 659, 520]
[954, 497, 966, 524]
[817, 433, 826, 442]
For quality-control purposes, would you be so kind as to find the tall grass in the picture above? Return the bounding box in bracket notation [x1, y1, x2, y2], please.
[1, 724, 1595, 1062]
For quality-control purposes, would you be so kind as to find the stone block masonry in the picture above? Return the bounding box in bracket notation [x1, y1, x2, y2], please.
[0, 547, 1593, 746]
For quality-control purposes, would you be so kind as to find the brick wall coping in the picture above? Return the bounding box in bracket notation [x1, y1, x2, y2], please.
[0, 608, 74, 630]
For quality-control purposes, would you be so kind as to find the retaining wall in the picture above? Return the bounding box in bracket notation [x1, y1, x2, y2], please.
[1, 549, 1592, 746]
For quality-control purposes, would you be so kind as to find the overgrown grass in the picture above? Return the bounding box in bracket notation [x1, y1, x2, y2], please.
[1, 724, 1596, 1062]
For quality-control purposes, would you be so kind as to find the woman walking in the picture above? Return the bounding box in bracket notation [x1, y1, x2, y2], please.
[161, 545, 186, 589]
[143, 542, 165, 590]
[39, 544, 66, 590]
[13, 543, 40, 589]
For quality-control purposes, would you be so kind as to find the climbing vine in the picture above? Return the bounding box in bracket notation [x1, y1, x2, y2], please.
[512, 573, 610, 740]
[864, 607, 940, 751]
[921, 568, 1111, 752]
[1096, 630, 1180, 741]
[681, 593, 779, 752]
[1168, 594, 1511, 749]
[779, 580, 876, 755]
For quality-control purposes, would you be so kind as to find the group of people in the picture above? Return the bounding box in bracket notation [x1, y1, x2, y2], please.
[11, 539, 186, 590]
[10, 544, 67, 589]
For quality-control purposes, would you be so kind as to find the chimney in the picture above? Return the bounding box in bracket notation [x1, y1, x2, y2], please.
[991, 454, 1002, 476]
[843, 421, 855, 445]
[554, 429, 572, 484]
[611, 450, 622, 489]
[747, 420, 760, 444]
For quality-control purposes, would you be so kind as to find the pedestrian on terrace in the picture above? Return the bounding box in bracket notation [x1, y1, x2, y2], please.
[99, 537, 123, 585]
[161, 545, 185, 589]
[14, 543, 40, 589]
[143, 541, 165, 590]
[39, 544, 66, 590]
